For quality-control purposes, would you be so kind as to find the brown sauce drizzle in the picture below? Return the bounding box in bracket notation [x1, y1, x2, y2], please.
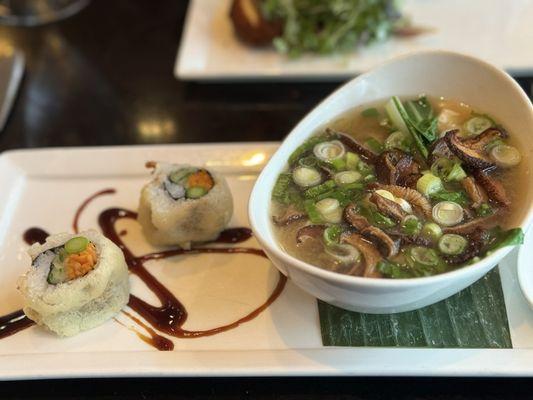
[99, 208, 286, 340]
[212, 227, 253, 243]
[72, 188, 116, 233]
[0, 229, 49, 339]
[23, 228, 49, 245]
[116, 311, 174, 351]
[0, 309, 34, 340]
[1, 189, 286, 351]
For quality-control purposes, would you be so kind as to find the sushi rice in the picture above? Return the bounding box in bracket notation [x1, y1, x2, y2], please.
[138, 162, 234, 247]
[18, 230, 129, 337]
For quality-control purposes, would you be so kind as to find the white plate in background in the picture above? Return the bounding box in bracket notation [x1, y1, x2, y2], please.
[1, 143, 533, 380]
[176, 0, 533, 81]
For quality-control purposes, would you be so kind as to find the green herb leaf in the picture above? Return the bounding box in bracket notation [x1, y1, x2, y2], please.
[477, 203, 493, 217]
[315, 186, 362, 207]
[401, 216, 422, 236]
[304, 179, 336, 199]
[391, 96, 429, 158]
[271, 173, 292, 203]
[318, 268, 512, 348]
[378, 260, 415, 279]
[261, 0, 402, 57]
[430, 190, 469, 206]
[362, 107, 380, 118]
[405, 96, 438, 143]
[359, 204, 396, 229]
[364, 137, 384, 154]
[488, 228, 524, 252]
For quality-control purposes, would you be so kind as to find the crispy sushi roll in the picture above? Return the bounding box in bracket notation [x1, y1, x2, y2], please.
[18, 230, 129, 337]
[138, 162, 233, 247]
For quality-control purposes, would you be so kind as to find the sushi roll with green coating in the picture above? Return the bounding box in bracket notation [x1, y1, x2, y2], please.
[18, 230, 129, 337]
[138, 162, 233, 247]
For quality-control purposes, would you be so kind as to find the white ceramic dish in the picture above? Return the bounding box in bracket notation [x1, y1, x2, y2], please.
[176, 0, 533, 81]
[2, 144, 533, 380]
[249, 50, 533, 314]
[517, 227, 533, 309]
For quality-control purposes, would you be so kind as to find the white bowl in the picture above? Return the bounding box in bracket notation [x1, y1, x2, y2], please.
[249, 50, 533, 314]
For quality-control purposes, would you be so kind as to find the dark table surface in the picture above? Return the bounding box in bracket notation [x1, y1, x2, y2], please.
[1, 1, 532, 398]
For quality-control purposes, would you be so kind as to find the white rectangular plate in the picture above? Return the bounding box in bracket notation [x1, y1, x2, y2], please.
[176, 0, 533, 80]
[1, 143, 533, 380]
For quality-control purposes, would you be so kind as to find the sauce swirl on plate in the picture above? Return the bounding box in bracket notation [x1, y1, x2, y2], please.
[0, 189, 286, 351]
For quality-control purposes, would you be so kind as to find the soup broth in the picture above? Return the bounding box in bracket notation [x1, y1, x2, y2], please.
[271, 95, 526, 279]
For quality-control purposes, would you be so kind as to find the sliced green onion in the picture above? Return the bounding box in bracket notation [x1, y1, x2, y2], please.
[298, 156, 318, 168]
[490, 144, 521, 168]
[323, 225, 342, 246]
[438, 234, 468, 255]
[416, 173, 443, 196]
[384, 130, 411, 152]
[288, 131, 338, 165]
[186, 186, 207, 199]
[293, 167, 322, 188]
[325, 243, 360, 265]
[401, 215, 422, 235]
[346, 152, 360, 170]
[334, 170, 362, 186]
[409, 246, 440, 266]
[65, 237, 89, 254]
[432, 201, 463, 226]
[304, 179, 336, 199]
[421, 222, 443, 242]
[315, 198, 342, 224]
[364, 137, 383, 153]
[313, 140, 345, 162]
[464, 116, 492, 136]
[485, 138, 504, 151]
[329, 157, 347, 171]
[317, 199, 339, 213]
[375, 189, 395, 201]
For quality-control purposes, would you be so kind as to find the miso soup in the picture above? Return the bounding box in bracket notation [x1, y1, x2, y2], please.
[271, 95, 525, 279]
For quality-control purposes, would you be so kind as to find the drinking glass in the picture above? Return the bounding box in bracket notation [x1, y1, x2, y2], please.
[0, 0, 89, 26]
